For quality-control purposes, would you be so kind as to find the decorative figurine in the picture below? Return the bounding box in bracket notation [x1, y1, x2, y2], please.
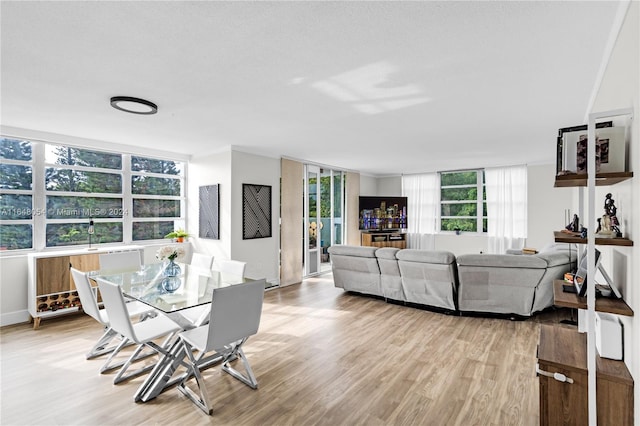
[566, 214, 580, 232]
[596, 193, 622, 237]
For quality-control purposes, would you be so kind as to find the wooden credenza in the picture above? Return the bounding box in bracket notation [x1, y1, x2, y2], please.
[537, 325, 633, 425]
[360, 231, 407, 249]
[27, 245, 143, 329]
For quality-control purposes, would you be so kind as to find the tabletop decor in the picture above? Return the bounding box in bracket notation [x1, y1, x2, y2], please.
[164, 228, 190, 243]
[161, 277, 181, 293]
[156, 245, 186, 277]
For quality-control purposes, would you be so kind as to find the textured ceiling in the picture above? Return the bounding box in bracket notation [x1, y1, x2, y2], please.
[0, 1, 626, 176]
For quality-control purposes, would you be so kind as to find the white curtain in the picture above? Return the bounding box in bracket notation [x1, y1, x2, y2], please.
[402, 173, 439, 250]
[485, 165, 528, 254]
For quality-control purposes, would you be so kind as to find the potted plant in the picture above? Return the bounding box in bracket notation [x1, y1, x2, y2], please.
[164, 228, 190, 243]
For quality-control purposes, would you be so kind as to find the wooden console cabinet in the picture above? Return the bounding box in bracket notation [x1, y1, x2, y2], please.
[27, 245, 143, 329]
[537, 325, 633, 425]
[360, 231, 407, 249]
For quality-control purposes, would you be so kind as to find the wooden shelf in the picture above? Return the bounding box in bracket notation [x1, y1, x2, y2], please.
[539, 324, 633, 384]
[538, 325, 634, 425]
[553, 280, 634, 316]
[554, 171, 633, 188]
[554, 231, 634, 247]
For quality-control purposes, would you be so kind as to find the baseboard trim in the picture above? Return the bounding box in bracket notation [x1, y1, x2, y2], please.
[1, 309, 31, 327]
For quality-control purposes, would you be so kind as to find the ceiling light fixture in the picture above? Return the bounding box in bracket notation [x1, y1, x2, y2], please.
[110, 96, 158, 115]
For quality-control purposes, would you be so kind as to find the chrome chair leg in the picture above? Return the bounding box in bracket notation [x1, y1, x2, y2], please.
[112, 332, 180, 385]
[177, 337, 258, 415]
[86, 327, 119, 359]
[221, 346, 258, 389]
[177, 341, 213, 415]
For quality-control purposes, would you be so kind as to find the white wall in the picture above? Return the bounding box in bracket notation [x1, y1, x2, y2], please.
[188, 149, 232, 262]
[526, 164, 575, 250]
[0, 255, 30, 325]
[188, 149, 280, 284]
[589, 1, 639, 417]
[230, 151, 281, 285]
[359, 175, 378, 196]
[376, 176, 402, 195]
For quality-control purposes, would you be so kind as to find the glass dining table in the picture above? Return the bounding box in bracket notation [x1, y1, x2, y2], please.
[90, 262, 263, 403]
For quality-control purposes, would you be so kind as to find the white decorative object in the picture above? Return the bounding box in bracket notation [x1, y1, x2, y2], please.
[595, 312, 623, 360]
[156, 245, 187, 263]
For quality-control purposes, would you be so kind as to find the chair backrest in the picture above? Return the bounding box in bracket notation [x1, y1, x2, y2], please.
[191, 253, 214, 270]
[99, 251, 142, 272]
[95, 278, 139, 343]
[218, 259, 246, 284]
[70, 268, 106, 325]
[205, 279, 265, 352]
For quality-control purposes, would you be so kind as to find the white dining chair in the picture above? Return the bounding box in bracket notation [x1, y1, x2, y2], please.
[177, 279, 266, 414]
[70, 268, 155, 371]
[217, 259, 246, 284]
[190, 253, 214, 270]
[180, 259, 246, 327]
[99, 251, 142, 272]
[96, 278, 182, 384]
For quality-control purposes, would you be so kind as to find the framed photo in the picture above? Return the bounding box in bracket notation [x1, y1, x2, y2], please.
[199, 184, 219, 239]
[242, 183, 272, 239]
[556, 121, 612, 175]
[595, 126, 626, 173]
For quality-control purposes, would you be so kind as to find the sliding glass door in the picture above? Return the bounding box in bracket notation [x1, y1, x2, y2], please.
[304, 165, 344, 277]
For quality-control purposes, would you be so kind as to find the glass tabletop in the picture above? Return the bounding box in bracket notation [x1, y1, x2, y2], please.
[90, 262, 247, 314]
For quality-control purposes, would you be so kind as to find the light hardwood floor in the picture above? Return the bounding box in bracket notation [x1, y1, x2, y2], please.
[1, 275, 571, 425]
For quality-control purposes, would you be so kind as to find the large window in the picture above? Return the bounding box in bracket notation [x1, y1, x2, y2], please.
[0, 138, 34, 249]
[45, 144, 124, 247]
[0, 137, 185, 251]
[131, 156, 183, 241]
[440, 170, 486, 233]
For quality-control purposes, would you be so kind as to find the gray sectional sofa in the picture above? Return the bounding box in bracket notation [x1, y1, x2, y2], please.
[327, 245, 576, 317]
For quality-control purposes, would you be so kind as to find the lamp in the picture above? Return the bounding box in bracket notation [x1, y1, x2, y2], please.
[88, 219, 97, 251]
[110, 96, 157, 115]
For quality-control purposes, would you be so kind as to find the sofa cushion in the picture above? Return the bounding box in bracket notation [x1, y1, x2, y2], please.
[396, 249, 456, 265]
[375, 248, 404, 301]
[536, 250, 576, 267]
[375, 247, 400, 259]
[457, 254, 547, 269]
[328, 245, 378, 258]
[328, 245, 382, 295]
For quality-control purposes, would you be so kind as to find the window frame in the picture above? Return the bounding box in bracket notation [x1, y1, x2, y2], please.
[1, 135, 187, 253]
[0, 138, 35, 251]
[439, 169, 487, 234]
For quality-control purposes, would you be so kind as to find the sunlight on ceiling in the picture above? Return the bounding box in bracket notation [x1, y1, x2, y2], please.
[309, 61, 432, 115]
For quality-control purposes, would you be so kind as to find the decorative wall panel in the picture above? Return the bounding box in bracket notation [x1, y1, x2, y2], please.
[199, 184, 219, 239]
[243, 183, 272, 239]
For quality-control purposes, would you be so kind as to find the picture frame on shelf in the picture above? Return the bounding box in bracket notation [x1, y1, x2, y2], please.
[556, 121, 612, 176]
[594, 126, 626, 173]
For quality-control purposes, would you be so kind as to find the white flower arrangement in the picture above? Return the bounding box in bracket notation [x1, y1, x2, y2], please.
[156, 245, 186, 262]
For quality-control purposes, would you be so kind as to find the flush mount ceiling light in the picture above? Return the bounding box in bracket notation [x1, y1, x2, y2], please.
[110, 96, 158, 115]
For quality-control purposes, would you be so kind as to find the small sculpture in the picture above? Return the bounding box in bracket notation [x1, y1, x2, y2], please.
[596, 193, 622, 237]
[565, 214, 580, 232]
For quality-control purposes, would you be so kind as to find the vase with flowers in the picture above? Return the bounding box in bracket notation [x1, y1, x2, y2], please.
[156, 245, 186, 277]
